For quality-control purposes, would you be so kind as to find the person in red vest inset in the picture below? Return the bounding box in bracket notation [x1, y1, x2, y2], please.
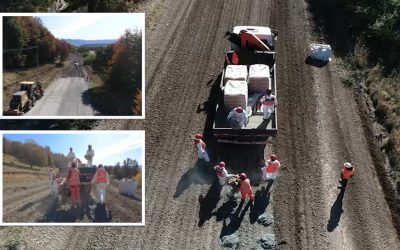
[338, 162, 355, 189]
[194, 134, 210, 163]
[239, 173, 254, 201]
[92, 164, 110, 205]
[67, 162, 81, 209]
[261, 153, 281, 181]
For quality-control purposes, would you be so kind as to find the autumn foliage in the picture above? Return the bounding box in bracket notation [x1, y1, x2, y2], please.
[3, 16, 71, 70]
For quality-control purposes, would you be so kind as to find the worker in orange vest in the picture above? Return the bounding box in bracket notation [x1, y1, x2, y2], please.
[337, 162, 355, 189]
[67, 162, 81, 208]
[194, 134, 210, 162]
[259, 89, 277, 120]
[261, 153, 281, 181]
[91, 164, 110, 204]
[239, 173, 254, 201]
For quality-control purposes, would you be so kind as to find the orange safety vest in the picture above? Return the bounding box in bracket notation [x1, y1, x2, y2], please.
[341, 167, 355, 180]
[215, 167, 225, 177]
[69, 168, 80, 186]
[240, 178, 252, 193]
[263, 96, 275, 106]
[265, 160, 280, 173]
[96, 168, 108, 184]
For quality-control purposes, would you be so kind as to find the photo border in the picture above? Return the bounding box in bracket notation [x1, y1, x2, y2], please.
[1, 130, 145, 226]
[1, 13, 145, 119]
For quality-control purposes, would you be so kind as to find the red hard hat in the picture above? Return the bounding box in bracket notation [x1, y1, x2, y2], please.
[236, 107, 243, 113]
[239, 173, 247, 180]
[219, 161, 225, 168]
[270, 154, 277, 161]
[195, 134, 203, 139]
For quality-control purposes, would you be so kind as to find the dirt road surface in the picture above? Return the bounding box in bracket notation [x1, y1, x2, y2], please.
[25, 54, 95, 116]
[3, 172, 141, 223]
[1, 0, 399, 249]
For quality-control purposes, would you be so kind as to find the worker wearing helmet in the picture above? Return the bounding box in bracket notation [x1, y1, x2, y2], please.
[261, 154, 281, 181]
[227, 107, 248, 129]
[239, 173, 254, 201]
[49, 165, 58, 197]
[85, 145, 95, 167]
[338, 162, 355, 189]
[194, 134, 210, 162]
[66, 147, 76, 168]
[259, 89, 277, 120]
[67, 162, 81, 208]
[91, 164, 110, 205]
[214, 161, 235, 185]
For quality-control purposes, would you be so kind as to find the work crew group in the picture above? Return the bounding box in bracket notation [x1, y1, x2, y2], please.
[194, 134, 355, 202]
[48, 145, 110, 209]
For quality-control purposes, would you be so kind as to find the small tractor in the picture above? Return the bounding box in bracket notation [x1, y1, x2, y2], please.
[4, 81, 44, 116]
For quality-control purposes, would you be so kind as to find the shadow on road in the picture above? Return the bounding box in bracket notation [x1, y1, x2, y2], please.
[121, 193, 142, 201]
[305, 56, 329, 68]
[327, 189, 345, 232]
[174, 160, 215, 198]
[215, 197, 238, 222]
[249, 181, 273, 224]
[93, 203, 112, 222]
[198, 181, 222, 227]
[220, 200, 252, 237]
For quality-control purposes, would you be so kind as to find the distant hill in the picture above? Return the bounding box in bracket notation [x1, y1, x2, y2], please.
[64, 39, 117, 47]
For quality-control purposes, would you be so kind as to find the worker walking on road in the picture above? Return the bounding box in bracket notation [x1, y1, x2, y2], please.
[227, 107, 248, 129]
[49, 166, 58, 197]
[214, 161, 235, 185]
[67, 162, 81, 208]
[67, 147, 75, 168]
[338, 162, 355, 189]
[259, 89, 277, 120]
[194, 134, 210, 162]
[91, 164, 110, 205]
[261, 153, 281, 181]
[85, 145, 95, 167]
[239, 173, 254, 201]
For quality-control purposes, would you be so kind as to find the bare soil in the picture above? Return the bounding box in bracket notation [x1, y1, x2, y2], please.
[1, 0, 400, 249]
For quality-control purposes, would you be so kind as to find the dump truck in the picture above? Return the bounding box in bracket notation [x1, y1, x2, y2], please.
[212, 26, 278, 144]
[58, 166, 97, 204]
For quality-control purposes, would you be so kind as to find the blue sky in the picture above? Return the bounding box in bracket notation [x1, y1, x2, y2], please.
[4, 133, 144, 166]
[39, 14, 144, 40]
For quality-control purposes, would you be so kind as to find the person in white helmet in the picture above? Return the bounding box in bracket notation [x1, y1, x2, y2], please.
[227, 107, 248, 129]
[338, 162, 355, 189]
[66, 147, 75, 168]
[193, 134, 210, 162]
[259, 89, 277, 120]
[214, 161, 235, 185]
[85, 145, 95, 167]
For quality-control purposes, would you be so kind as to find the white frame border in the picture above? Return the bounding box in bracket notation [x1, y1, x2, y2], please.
[1, 13, 145, 120]
[1, 130, 145, 226]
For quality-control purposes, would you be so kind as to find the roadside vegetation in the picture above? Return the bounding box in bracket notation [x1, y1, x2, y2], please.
[0, 0, 145, 12]
[82, 29, 142, 116]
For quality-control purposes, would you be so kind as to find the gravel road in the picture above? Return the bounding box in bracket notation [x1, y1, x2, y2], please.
[1, 0, 399, 249]
[25, 55, 95, 117]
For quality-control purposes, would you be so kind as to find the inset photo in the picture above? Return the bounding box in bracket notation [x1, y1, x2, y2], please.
[3, 13, 144, 118]
[2, 131, 144, 225]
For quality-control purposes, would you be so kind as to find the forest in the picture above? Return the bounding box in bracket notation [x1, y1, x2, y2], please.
[82, 29, 143, 116]
[3, 16, 71, 70]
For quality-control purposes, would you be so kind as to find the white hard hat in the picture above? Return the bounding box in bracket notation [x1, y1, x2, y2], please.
[344, 162, 352, 168]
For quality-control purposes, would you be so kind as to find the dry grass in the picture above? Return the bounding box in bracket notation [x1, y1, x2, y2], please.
[3, 62, 68, 108]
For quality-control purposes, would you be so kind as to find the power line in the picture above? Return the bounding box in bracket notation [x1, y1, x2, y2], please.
[3, 46, 38, 53]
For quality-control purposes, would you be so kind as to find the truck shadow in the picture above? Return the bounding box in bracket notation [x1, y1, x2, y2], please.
[198, 181, 223, 227]
[327, 188, 345, 232]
